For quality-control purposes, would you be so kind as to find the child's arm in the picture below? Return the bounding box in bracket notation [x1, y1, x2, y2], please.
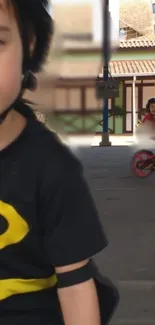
[56, 261, 101, 325]
[136, 118, 152, 136]
[41, 139, 108, 325]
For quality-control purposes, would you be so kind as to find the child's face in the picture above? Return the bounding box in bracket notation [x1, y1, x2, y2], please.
[0, 0, 23, 114]
[150, 103, 155, 116]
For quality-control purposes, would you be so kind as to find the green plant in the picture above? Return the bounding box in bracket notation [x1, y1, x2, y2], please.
[110, 105, 126, 117]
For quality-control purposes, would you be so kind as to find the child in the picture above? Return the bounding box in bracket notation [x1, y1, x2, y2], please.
[140, 98, 155, 139]
[143, 98, 155, 124]
[0, 1, 108, 324]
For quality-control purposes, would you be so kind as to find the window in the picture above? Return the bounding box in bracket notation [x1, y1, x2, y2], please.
[152, 3, 155, 14]
[85, 88, 100, 110]
[53, 88, 82, 111]
[54, 89, 68, 111]
[68, 89, 81, 110]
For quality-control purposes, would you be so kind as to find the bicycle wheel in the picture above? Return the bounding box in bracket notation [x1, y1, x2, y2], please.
[131, 150, 153, 178]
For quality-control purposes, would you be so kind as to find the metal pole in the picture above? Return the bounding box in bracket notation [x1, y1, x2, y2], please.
[132, 76, 136, 135]
[100, 0, 111, 146]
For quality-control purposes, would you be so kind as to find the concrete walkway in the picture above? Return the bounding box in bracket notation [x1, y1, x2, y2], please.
[72, 143, 155, 325]
[67, 134, 137, 147]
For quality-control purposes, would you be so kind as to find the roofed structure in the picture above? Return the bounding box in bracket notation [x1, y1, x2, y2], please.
[53, 0, 154, 41]
[120, 0, 153, 36]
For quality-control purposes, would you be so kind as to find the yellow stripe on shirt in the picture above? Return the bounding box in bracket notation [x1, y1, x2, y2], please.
[0, 274, 57, 301]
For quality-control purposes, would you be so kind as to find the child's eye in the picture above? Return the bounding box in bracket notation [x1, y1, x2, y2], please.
[0, 40, 6, 46]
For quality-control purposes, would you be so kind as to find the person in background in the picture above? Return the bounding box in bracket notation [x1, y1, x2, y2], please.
[143, 98, 155, 124]
[136, 98, 155, 138]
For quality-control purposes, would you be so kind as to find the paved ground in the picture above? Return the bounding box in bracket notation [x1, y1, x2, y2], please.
[68, 134, 136, 147]
[68, 137, 155, 325]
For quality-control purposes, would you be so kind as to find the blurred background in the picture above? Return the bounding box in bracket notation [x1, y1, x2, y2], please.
[25, 0, 155, 141]
[24, 2, 155, 324]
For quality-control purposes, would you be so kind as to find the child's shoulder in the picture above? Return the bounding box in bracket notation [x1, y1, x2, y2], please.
[30, 119, 81, 174]
[142, 113, 152, 122]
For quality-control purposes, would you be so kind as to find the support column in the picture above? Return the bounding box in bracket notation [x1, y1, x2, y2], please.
[132, 76, 136, 135]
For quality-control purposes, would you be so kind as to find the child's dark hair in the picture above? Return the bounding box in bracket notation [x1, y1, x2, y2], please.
[9, 0, 53, 118]
[10, 0, 53, 73]
[0, 1, 53, 122]
[146, 98, 155, 113]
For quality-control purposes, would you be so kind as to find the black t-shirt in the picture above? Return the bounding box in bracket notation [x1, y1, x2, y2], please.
[0, 113, 107, 324]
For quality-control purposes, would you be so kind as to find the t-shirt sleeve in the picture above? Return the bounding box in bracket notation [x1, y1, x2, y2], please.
[142, 114, 151, 123]
[40, 141, 108, 267]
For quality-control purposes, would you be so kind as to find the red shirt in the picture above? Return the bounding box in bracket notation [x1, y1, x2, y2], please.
[143, 113, 155, 123]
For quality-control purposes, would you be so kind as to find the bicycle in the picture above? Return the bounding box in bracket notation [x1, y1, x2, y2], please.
[131, 149, 155, 178]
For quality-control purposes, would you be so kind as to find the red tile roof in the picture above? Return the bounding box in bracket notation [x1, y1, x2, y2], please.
[63, 37, 155, 51]
[120, 39, 155, 48]
[109, 60, 155, 75]
[38, 60, 155, 80]
[60, 60, 155, 77]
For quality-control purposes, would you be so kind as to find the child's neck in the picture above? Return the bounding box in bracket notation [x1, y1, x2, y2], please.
[0, 110, 26, 151]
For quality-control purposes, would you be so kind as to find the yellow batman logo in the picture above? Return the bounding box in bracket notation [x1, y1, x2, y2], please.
[0, 200, 57, 301]
[0, 200, 29, 249]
